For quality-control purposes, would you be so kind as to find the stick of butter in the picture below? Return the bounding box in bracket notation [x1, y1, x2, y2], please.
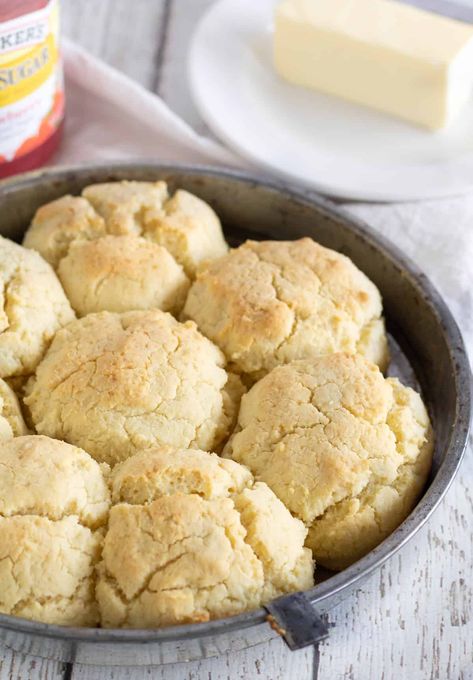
[274, 0, 473, 130]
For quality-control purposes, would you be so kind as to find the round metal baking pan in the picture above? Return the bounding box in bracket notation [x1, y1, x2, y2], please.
[0, 162, 470, 666]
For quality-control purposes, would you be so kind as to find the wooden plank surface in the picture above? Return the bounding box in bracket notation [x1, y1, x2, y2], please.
[61, 0, 168, 90]
[0, 1, 471, 678]
[317, 456, 473, 680]
[70, 639, 314, 680]
[157, 0, 215, 135]
[0, 648, 64, 680]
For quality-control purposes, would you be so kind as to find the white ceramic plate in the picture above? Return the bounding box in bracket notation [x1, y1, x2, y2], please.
[189, 0, 473, 201]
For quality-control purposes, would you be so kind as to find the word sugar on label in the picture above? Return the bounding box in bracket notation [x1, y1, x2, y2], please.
[0, 0, 64, 170]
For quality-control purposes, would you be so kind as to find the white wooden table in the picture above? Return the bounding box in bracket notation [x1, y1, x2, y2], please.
[1, 1, 472, 678]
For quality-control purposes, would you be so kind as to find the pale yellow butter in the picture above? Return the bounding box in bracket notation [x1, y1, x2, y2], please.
[274, 0, 473, 129]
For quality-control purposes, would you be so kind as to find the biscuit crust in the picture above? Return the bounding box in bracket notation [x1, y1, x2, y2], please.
[25, 310, 244, 465]
[0, 237, 75, 378]
[23, 182, 228, 278]
[0, 515, 102, 626]
[183, 238, 389, 378]
[225, 353, 433, 570]
[22, 195, 106, 269]
[83, 181, 228, 276]
[0, 435, 110, 626]
[0, 436, 110, 528]
[58, 235, 190, 317]
[98, 447, 314, 627]
[0, 379, 28, 440]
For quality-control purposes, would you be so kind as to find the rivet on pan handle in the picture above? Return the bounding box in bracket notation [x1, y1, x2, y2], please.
[264, 592, 330, 650]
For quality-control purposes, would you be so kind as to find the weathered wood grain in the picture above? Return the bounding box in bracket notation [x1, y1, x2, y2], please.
[61, 0, 166, 90]
[317, 454, 473, 679]
[156, 0, 215, 135]
[0, 648, 65, 680]
[69, 639, 314, 680]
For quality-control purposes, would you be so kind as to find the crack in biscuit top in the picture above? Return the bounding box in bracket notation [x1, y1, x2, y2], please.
[23, 182, 229, 279]
[0, 378, 28, 439]
[0, 237, 75, 378]
[22, 195, 107, 269]
[225, 353, 429, 525]
[96, 447, 314, 627]
[182, 238, 389, 377]
[0, 434, 110, 626]
[0, 435, 110, 528]
[57, 235, 190, 318]
[82, 181, 228, 276]
[25, 310, 241, 465]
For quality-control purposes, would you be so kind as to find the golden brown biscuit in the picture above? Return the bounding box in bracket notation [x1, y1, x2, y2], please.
[82, 180, 168, 236]
[5, 375, 34, 432]
[143, 189, 229, 277]
[57, 235, 190, 317]
[0, 378, 28, 440]
[0, 435, 110, 625]
[97, 447, 314, 627]
[83, 181, 228, 276]
[109, 446, 252, 505]
[22, 195, 106, 268]
[25, 310, 244, 466]
[0, 236, 75, 378]
[225, 353, 433, 570]
[183, 238, 389, 379]
[0, 435, 110, 528]
[23, 182, 228, 278]
[0, 515, 102, 626]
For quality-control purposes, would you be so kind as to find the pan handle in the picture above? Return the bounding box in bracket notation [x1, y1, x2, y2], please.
[264, 592, 330, 651]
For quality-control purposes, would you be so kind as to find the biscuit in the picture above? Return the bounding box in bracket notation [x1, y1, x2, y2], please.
[25, 310, 245, 466]
[0, 435, 110, 625]
[183, 238, 389, 379]
[0, 237, 75, 378]
[22, 195, 106, 268]
[97, 447, 314, 627]
[0, 378, 28, 440]
[83, 181, 228, 276]
[82, 180, 168, 236]
[0, 516, 102, 626]
[109, 445, 252, 506]
[57, 235, 190, 317]
[24, 183, 228, 278]
[0, 435, 110, 527]
[225, 353, 433, 571]
[4, 376, 34, 431]
[143, 189, 229, 277]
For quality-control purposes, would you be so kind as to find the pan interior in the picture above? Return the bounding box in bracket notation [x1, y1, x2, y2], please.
[0, 163, 468, 648]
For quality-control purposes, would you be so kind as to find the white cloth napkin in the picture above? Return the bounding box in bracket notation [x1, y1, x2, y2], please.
[60, 40, 472, 359]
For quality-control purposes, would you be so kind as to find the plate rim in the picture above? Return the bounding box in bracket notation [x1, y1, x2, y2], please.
[188, 0, 473, 202]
